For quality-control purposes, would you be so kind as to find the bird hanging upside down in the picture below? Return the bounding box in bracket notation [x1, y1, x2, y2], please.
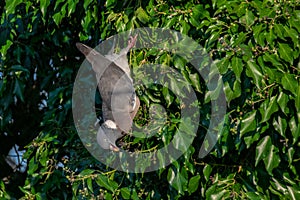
[76, 35, 139, 151]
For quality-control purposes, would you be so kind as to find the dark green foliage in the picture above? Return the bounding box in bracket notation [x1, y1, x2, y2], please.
[1, 0, 300, 199]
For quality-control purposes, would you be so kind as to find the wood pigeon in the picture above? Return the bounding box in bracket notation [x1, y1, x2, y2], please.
[76, 35, 140, 151]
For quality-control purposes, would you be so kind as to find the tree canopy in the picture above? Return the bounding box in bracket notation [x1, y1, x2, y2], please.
[1, 0, 300, 199]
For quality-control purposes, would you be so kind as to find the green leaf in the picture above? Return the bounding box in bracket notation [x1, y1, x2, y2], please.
[1, 40, 13, 60]
[11, 65, 30, 73]
[173, 128, 194, 153]
[246, 192, 261, 200]
[79, 169, 95, 176]
[28, 158, 38, 175]
[240, 110, 257, 136]
[278, 43, 293, 63]
[136, 7, 150, 24]
[231, 56, 243, 82]
[104, 193, 113, 199]
[283, 26, 299, 47]
[245, 9, 255, 26]
[224, 80, 241, 103]
[244, 132, 260, 149]
[262, 53, 283, 71]
[95, 174, 114, 192]
[283, 173, 296, 185]
[192, 4, 210, 19]
[83, 0, 93, 10]
[165, 17, 177, 28]
[174, 55, 186, 69]
[281, 74, 297, 95]
[232, 32, 247, 46]
[255, 136, 281, 175]
[215, 57, 229, 75]
[205, 31, 221, 49]
[203, 164, 212, 181]
[277, 91, 290, 114]
[53, 13, 63, 26]
[289, 16, 300, 32]
[287, 148, 295, 165]
[162, 86, 174, 107]
[189, 73, 202, 93]
[207, 187, 228, 199]
[67, 0, 79, 16]
[167, 166, 188, 194]
[287, 185, 300, 200]
[205, 76, 223, 103]
[39, 149, 48, 166]
[289, 117, 300, 144]
[272, 116, 287, 137]
[295, 81, 300, 113]
[180, 20, 190, 35]
[274, 24, 285, 39]
[188, 175, 200, 195]
[40, 0, 50, 17]
[120, 187, 131, 199]
[266, 28, 276, 45]
[106, 0, 116, 8]
[240, 9, 255, 27]
[121, 187, 139, 199]
[87, 178, 93, 193]
[259, 96, 278, 123]
[168, 74, 184, 96]
[189, 15, 200, 27]
[270, 178, 286, 195]
[246, 60, 263, 89]
[13, 78, 25, 102]
[252, 24, 264, 45]
[5, 0, 23, 15]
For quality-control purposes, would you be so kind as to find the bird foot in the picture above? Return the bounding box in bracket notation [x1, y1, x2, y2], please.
[127, 35, 138, 49]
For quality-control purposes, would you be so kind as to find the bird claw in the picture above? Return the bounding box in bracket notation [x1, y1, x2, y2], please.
[128, 35, 138, 49]
[94, 118, 101, 127]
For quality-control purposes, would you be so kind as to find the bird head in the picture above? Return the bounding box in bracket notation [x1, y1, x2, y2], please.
[96, 120, 123, 152]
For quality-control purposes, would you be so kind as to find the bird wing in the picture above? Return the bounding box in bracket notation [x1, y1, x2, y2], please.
[98, 62, 136, 133]
[76, 43, 112, 77]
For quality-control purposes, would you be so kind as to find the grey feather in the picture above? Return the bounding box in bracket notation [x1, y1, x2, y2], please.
[76, 35, 139, 150]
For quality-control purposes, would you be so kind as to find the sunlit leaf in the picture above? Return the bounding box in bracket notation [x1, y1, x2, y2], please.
[295, 81, 300, 113]
[5, 0, 23, 15]
[259, 96, 278, 123]
[87, 178, 93, 193]
[120, 187, 131, 199]
[289, 117, 300, 144]
[255, 136, 281, 175]
[203, 164, 212, 181]
[231, 56, 243, 82]
[287, 185, 300, 200]
[95, 174, 114, 192]
[277, 91, 290, 114]
[136, 7, 150, 24]
[281, 74, 297, 95]
[272, 116, 287, 137]
[240, 110, 257, 136]
[224, 80, 241, 103]
[188, 175, 200, 195]
[40, 0, 50, 17]
[167, 167, 188, 194]
[278, 43, 293, 63]
[246, 60, 263, 89]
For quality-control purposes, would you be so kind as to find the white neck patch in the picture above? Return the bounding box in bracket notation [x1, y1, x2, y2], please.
[104, 120, 117, 129]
